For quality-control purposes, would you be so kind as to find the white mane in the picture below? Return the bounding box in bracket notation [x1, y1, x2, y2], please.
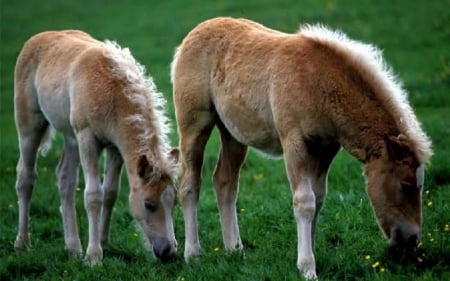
[299, 24, 432, 164]
[102, 40, 177, 178]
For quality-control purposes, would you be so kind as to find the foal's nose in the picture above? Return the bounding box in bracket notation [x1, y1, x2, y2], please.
[389, 223, 420, 250]
[153, 236, 177, 263]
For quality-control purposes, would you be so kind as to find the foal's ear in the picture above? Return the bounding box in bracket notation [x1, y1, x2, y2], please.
[137, 155, 154, 182]
[168, 148, 180, 163]
[383, 134, 411, 161]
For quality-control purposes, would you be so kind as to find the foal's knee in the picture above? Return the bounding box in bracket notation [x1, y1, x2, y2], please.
[178, 170, 200, 201]
[178, 184, 200, 205]
[15, 165, 36, 193]
[293, 190, 316, 220]
[84, 188, 103, 212]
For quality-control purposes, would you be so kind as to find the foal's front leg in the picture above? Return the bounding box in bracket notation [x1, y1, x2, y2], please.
[177, 111, 215, 261]
[77, 129, 103, 265]
[179, 151, 205, 260]
[99, 148, 123, 245]
[213, 125, 248, 251]
[283, 141, 318, 280]
[57, 137, 82, 256]
[292, 175, 317, 280]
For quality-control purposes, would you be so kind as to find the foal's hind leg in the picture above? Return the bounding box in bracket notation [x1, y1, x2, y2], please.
[213, 122, 248, 251]
[14, 118, 49, 250]
[57, 136, 82, 256]
[99, 148, 123, 245]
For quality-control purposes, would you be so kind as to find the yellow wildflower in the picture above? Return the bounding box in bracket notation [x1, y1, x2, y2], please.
[214, 247, 220, 253]
[372, 261, 380, 268]
[444, 224, 449, 232]
[253, 173, 264, 181]
[364, 255, 371, 260]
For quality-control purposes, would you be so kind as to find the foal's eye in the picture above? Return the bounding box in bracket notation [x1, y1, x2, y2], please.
[144, 201, 158, 212]
[400, 182, 416, 197]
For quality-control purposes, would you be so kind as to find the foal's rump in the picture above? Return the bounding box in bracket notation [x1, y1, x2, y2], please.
[15, 31, 124, 140]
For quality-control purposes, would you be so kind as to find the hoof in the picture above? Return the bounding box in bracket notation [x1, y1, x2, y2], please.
[14, 236, 30, 250]
[86, 247, 103, 266]
[302, 271, 318, 280]
[184, 249, 200, 263]
[65, 242, 83, 258]
[298, 259, 317, 280]
[85, 255, 103, 267]
[66, 248, 83, 259]
[14, 242, 29, 251]
[184, 242, 201, 263]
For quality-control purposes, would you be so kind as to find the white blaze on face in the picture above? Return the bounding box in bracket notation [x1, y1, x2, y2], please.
[161, 187, 176, 244]
[416, 165, 424, 189]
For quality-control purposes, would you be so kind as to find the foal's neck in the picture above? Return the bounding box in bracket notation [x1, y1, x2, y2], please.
[336, 88, 400, 163]
[117, 122, 166, 181]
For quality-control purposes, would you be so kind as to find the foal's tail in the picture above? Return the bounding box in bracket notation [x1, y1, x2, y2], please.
[38, 126, 55, 156]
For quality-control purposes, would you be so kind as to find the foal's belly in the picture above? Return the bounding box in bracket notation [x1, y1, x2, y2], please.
[215, 99, 283, 156]
[35, 78, 74, 137]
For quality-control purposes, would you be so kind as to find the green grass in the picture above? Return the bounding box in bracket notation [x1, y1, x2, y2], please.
[1, 0, 449, 280]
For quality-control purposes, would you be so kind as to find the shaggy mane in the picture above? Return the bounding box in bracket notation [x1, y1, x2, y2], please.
[102, 40, 177, 178]
[299, 24, 432, 164]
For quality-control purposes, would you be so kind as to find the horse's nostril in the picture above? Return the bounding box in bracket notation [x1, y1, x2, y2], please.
[401, 223, 420, 249]
[406, 234, 419, 248]
[153, 237, 176, 263]
[390, 223, 420, 251]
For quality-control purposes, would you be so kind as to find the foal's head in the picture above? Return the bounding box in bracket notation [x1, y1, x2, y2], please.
[364, 135, 424, 250]
[129, 150, 179, 262]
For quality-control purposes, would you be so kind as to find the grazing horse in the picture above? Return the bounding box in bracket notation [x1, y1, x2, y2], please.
[171, 17, 432, 279]
[14, 30, 179, 264]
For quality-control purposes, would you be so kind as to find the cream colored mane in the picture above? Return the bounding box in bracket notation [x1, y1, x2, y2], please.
[102, 41, 177, 178]
[299, 25, 432, 164]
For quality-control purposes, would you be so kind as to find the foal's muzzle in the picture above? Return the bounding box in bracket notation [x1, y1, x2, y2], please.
[152, 236, 177, 263]
[389, 222, 420, 250]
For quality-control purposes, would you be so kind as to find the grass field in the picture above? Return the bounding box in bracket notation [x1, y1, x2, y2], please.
[1, 0, 449, 280]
